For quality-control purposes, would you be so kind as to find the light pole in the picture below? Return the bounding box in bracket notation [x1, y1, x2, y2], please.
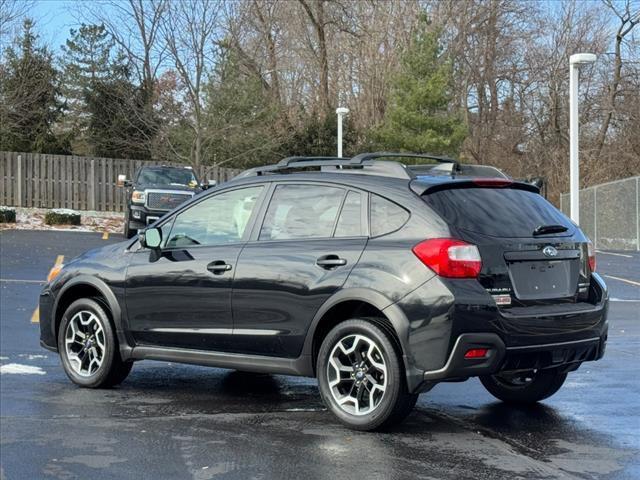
[336, 107, 349, 158]
[569, 53, 596, 224]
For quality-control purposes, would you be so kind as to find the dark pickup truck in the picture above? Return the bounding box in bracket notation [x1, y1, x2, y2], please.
[119, 165, 210, 238]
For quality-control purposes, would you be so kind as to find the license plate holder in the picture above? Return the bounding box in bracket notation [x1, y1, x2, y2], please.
[507, 260, 578, 300]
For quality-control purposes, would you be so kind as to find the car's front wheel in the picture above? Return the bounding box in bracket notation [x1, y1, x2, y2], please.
[480, 369, 567, 404]
[317, 318, 417, 431]
[58, 298, 133, 388]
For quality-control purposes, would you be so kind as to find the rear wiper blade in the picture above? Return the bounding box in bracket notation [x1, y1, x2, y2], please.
[533, 224, 568, 236]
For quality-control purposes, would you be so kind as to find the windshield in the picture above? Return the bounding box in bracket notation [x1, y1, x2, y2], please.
[137, 167, 198, 187]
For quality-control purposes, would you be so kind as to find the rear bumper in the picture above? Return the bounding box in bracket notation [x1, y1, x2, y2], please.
[422, 334, 605, 384]
[396, 272, 609, 392]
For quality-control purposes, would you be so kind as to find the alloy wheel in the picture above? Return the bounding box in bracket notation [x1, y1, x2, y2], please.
[326, 334, 387, 416]
[64, 310, 106, 377]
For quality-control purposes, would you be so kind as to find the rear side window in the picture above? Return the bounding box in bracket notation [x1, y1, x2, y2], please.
[260, 184, 344, 240]
[422, 188, 574, 238]
[370, 194, 409, 237]
[335, 191, 363, 237]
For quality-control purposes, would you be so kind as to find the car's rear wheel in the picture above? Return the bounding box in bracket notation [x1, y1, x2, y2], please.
[58, 298, 133, 388]
[480, 369, 567, 404]
[317, 318, 417, 431]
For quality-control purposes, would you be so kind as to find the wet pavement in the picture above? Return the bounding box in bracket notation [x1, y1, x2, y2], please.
[1, 230, 638, 479]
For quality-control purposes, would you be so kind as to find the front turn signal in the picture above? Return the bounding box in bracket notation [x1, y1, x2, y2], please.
[47, 263, 64, 283]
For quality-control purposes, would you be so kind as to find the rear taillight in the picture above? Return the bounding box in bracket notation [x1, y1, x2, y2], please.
[587, 241, 596, 272]
[412, 238, 482, 278]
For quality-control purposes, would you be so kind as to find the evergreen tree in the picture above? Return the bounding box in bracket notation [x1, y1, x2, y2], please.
[202, 49, 282, 167]
[375, 16, 466, 156]
[84, 74, 155, 159]
[60, 24, 123, 153]
[282, 111, 357, 158]
[0, 19, 68, 153]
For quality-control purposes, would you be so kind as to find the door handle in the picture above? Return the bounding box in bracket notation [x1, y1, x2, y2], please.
[316, 255, 347, 269]
[207, 260, 232, 274]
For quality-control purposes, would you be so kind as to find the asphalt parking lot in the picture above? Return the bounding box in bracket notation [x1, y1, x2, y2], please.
[1, 230, 639, 480]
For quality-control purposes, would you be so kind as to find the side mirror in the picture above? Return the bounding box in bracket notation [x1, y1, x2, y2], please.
[201, 179, 217, 189]
[139, 227, 162, 250]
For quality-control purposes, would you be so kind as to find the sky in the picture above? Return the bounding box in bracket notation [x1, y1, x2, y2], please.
[26, 0, 97, 51]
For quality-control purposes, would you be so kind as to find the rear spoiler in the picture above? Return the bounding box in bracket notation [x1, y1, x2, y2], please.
[410, 178, 541, 196]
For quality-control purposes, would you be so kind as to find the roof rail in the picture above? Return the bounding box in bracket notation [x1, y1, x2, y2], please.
[277, 156, 344, 167]
[233, 151, 460, 180]
[350, 152, 459, 166]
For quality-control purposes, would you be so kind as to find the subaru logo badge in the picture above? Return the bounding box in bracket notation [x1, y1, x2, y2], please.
[543, 246, 558, 257]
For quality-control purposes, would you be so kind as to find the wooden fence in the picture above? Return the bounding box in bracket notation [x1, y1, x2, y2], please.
[0, 152, 240, 212]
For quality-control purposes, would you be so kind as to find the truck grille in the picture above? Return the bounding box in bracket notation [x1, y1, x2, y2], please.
[146, 191, 193, 211]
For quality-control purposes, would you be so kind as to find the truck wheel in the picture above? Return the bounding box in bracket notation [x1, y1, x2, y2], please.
[317, 318, 417, 431]
[124, 210, 137, 239]
[480, 369, 567, 404]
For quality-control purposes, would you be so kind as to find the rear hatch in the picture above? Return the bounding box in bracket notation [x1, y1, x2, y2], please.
[419, 181, 594, 308]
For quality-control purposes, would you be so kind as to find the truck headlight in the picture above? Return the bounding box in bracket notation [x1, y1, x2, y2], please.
[131, 191, 145, 204]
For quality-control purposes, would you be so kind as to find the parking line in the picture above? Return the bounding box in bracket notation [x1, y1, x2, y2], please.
[31, 255, 66, 324]
[604, 274, 640, 287]
[102, 231, 109, 240]
[0, 279, 46, 284]
[596, 251, 633, 258]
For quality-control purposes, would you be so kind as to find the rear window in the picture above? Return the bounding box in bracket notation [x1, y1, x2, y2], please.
[422, 188, 574, 238]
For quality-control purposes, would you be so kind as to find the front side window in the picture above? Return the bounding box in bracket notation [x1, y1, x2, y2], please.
[166, 186, 263, 247]
[260, 184, 344, 240]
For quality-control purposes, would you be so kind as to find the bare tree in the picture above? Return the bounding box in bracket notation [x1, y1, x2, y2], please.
[594, 0, 639, 157]
[81, 0, 168, 103]
[298, 0, 330, 114]
[0, 0, 34, 37]
[161, 0, 224, 166]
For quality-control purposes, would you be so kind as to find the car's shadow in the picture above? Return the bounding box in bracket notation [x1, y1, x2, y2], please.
[112, 366, 323, 413]
[118, 366, 570, 434]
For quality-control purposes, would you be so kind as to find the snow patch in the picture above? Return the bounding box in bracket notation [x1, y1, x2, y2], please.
[18, 354, 48, 360]
[51, 208, 80, 215]
[0, 363, 46, 375]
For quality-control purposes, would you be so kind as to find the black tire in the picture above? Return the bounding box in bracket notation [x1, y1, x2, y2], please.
[317, 318, 417, 431]
[124, 209, 137, 239]
[57, 298, 133, 388]
[480, 369, 567, 404]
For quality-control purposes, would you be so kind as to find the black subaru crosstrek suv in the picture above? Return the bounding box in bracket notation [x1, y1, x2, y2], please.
[121, 165, 204, 238]
[39, 153, 608, 431]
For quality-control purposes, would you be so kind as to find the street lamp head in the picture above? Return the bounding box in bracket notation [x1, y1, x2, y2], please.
[336, 107, 349, 115]
[570, 53, 597, 65]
